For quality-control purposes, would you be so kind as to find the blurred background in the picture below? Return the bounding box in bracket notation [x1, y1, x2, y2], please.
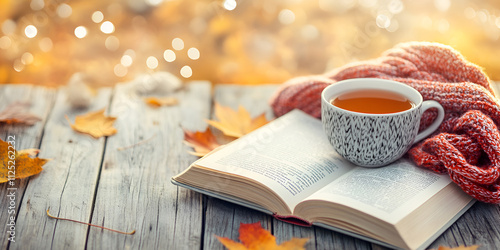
[0, 0, 499, 87]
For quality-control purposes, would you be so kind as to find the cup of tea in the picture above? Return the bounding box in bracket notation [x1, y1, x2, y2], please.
[321, 78, 444, 167]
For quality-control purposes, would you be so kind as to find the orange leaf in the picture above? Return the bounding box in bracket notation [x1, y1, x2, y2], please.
[183, 128, 222, 157]
[144, 97, 179, 108]
[435, 245, 479, 250]
[67, 109, 117, 139]
[0, 102, 41, 125]
[206, 103, 271, 138]
[0, 139, 49, 183]
[216, 222, 309, 250]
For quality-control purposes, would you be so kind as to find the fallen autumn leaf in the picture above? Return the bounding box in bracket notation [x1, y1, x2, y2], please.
[216, 222, 309, 250]
[206, 103, 270, 138]
[66, 109, 117, 139]
[0, 139, 48, 183]
[183, 128, 222, 157]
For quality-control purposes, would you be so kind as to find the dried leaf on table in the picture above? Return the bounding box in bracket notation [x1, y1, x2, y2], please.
[0, 102, 41, 125]
[0, 139, 49, 183]
[144, 97, 179, 108]
[216, 222, 309, 250]
[183, 128, 222, 157]
[66, 109, 117, 139]
[206, 103, 270, 138]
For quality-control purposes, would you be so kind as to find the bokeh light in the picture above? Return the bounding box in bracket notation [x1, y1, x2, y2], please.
[180, 65, 192, 78]
[100, 21, 115, 34]
[146, 56, 159, 69]
[187, 48, 200, 60]
[164, 49, 176, 62]
[172, 38, 184, 50]
[223, 0, 237, 11]
[24, 25, 37, 38]
[0, 36, 12, 49]
[92, 11, 104, 23]
[0, 0, 499, 87]
[74, 26, 88, 38]
[57, 4, 73, 18]
[121, 55, 133, 67]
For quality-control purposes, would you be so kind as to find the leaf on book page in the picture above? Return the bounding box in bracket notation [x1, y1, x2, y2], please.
[0, 102, 42, 125]
[183, 127, 222, 157]
[144, 97, 179, 108]
[0, 139, 49, 183]
[216, 222, 309, 250]
[435, 245, 479, 250]
[66, 109, 117, 139]
[206, 103, 270, 138]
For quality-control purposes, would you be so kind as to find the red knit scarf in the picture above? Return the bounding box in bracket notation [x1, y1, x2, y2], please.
[269, 42, 500, 203]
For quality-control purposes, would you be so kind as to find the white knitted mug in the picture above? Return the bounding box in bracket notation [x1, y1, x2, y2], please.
[321, 78, 445, 167]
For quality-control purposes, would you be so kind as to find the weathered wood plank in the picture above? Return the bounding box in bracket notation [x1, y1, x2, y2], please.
[10, 87, 112, 250]
[314, 226, 374, 249]
[87, 81, 210, 249]
[429, 201, 500, 249]
[203, 84, 278, 249]
[0, 84, 56, 248]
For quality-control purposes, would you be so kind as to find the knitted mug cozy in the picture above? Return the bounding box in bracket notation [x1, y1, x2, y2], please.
[269, 41, 500, 203]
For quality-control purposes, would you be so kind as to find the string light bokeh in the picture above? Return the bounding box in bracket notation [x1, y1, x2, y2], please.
[0, 0, 499, 87]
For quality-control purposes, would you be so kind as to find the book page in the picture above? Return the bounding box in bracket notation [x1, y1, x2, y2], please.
[301, 158, 451, 224]
[195, 110, 355, 211]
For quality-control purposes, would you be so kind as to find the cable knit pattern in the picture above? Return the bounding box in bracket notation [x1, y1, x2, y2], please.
[269, 42, 500, 203]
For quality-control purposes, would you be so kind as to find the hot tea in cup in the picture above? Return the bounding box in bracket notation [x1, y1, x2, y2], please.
[331, 89, 415, 114]
[321, 78, 445, 167]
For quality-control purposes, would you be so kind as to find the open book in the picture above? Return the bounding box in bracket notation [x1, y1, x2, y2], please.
[172, 110, 474, 250]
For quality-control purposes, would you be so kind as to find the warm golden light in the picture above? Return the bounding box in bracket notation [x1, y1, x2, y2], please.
[24, 25, 37, 38]
[146, 56, 159, 69]
[74, 26, 88, 39]
[0, 0, 499, 87]
[121, 55, 133, 67]
[92, 11, 104, 23]
[0, 36, 11, 50]
[180, 65, 192, 78]
[164, 49, 176, 62]
[39, 37, 53, 52]
[100, 21, 115, 34]
[57, 3, 73, 18]
[187, 48, 200, 60]
[172, 38, 184, 51]
[223, 0, 237, 11]
[105, 36, 120, 51]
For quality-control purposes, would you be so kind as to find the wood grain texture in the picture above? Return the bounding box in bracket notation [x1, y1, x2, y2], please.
[11, 87, 112, 250]
[314, 226, 374, 250]
[87, 81, 210, 250]
[0, 84, 56, 249]
[0, 82, 499, 250]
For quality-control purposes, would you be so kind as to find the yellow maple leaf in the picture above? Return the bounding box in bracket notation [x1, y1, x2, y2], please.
[183, 128, 222, 157]
[206, 103, 270, 138]
[144, 97, 179, 108]
[66, 109, 117, 139]
[0, 139, 48, 183]
[216, 222, 309, 250]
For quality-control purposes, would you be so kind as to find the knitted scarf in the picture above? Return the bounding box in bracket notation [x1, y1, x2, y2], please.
[269, 42, 500, 204]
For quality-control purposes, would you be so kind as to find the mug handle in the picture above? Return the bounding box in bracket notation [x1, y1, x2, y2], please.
[413, 100, 445, 143]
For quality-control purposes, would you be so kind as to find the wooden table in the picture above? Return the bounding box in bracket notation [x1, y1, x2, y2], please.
[1, 82, 500, 250]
